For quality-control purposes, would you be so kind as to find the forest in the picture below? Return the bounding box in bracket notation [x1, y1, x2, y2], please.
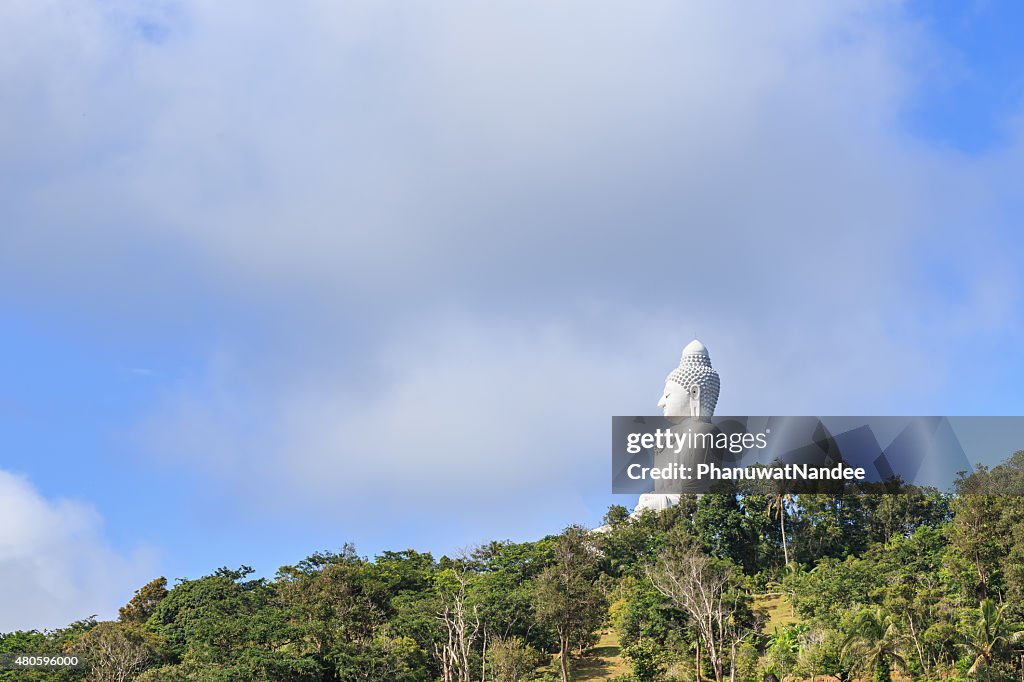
[3, 451, 1024, 682]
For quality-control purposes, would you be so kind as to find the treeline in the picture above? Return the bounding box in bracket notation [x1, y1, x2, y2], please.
[4, 452, 1024, 681]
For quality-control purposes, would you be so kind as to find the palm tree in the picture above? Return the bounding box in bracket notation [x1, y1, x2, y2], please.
[768, 491, 794, 567]
[965, 598, 1024, 680]
[841, 606, 906, 682]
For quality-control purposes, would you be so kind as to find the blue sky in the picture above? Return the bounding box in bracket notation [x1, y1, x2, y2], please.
[904, 0, 1024, 153]
[1, 0, 1023, 630]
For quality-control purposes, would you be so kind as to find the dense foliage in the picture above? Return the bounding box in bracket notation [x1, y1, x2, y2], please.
[5, 452, 1024, 681]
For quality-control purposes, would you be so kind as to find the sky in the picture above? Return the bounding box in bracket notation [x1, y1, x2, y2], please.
[1, 0, 1023, 631]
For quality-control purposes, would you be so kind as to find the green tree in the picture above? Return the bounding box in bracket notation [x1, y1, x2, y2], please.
[875, 526, 955, 679]
[963, 599, 1024, 681]
[782, 555, 875, 623]
[0, 628, 83, 682]
[148, 566, 318, 681]
[793, 494, 869, 565]
[276, 549, 377, 657]
[276, 548, 432, 681]
[762, 623, 803, 679]
[694, 490, 758, 572]
[471, 540, 551, 652]
[486, 637, 545, 682]
[594, 507, 665, 578]
[841, 606, 905, 682]
[533, 526, 606, 682]
[621, 639, 664, 682]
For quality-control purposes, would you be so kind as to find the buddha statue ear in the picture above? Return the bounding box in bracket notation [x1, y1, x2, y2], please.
[688, 384, 701, 417]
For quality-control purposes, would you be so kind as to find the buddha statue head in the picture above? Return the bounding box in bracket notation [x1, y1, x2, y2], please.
[657, 339, 720, 418]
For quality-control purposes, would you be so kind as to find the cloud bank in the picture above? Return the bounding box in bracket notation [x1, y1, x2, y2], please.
[0, 470, 153, 632]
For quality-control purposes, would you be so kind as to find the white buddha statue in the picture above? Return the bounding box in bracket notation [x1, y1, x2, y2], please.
[632, 339, 721, 515]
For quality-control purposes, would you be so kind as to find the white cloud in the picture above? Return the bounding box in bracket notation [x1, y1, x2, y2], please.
[0, 470, 155, 632]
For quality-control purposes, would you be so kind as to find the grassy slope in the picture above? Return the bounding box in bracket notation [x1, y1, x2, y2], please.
[573, 630, 631, 680]
[758, 592, 799, 633]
